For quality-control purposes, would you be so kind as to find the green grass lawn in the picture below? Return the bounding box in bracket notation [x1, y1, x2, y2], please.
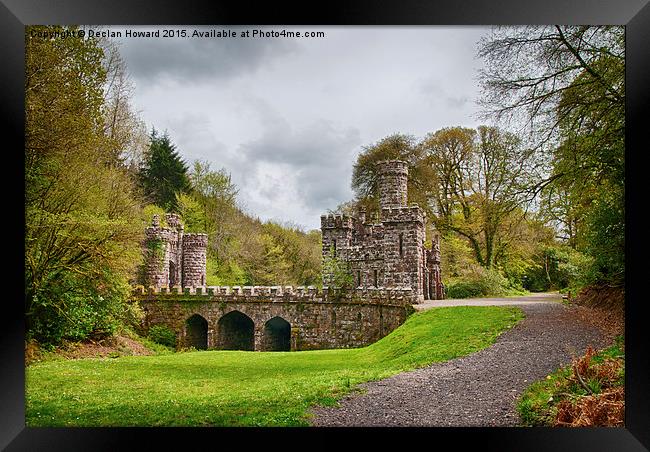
[26, 306, 524, 427]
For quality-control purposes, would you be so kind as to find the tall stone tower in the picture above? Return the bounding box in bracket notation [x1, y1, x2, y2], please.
[376, 160, 427, 300]
[182, 233, 208, 287]
[140, 213, 207, 288]
[320, 159, 444, 301]
[376, 160, 408, 208]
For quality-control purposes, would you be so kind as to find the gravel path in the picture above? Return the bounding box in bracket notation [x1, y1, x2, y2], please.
[309, 297, 609, 427]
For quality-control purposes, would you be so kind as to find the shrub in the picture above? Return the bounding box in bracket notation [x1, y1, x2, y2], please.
[27, 268, 143, 346]
[444, 265, 513, 299]
[148, 325, 177, 348]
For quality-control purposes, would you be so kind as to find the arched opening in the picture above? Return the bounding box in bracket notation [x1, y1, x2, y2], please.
[169, 261, 177, 287]
[185, 314, 208, 350]
[217, 311, 254, 351]
[262, 317, 291, 351]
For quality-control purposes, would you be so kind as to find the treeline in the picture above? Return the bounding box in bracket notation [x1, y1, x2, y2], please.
[343, 128, 580, 298]
[24, 26, 320, 346]
[24, 25, 624, 346]
[140, 148, 322, 288]
[342, 26, 624, 299]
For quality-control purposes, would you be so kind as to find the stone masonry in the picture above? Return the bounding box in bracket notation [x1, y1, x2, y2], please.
[139, 213, 207, 289]
[133, 162, 443, 351]
[321, 160, 444, 302]
[136, 286, 412, 351]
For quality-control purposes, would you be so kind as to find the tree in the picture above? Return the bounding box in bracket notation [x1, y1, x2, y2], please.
[422, 126, 533, 268]
[25, 26, 144, 344]
[138, 129, 191, 212]
[477, 26, 624, 152]
[183, 160, 239, 260]
[477, 26, 624, 286]
[99, 35, 150, 172]
[351, 133, 435, 218]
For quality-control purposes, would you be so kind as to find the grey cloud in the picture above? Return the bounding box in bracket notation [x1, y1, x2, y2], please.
[236, 105, 361, 213]
[418, 77, 471, 111]
[445, 95, 470, 109]
[112, 26, 300, 84]
[164, 113, 230, 164]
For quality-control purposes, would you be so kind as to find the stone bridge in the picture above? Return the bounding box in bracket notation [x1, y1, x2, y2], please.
[133, 285, 415, 352]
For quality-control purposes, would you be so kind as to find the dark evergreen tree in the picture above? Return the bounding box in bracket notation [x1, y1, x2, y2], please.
[139, 129, 191, 211]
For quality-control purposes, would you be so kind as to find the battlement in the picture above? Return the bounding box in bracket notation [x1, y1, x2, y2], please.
[132, 284, 416, 305]
[144, 225, 178, 241]
[376, 160, 408, 176]
[183, 233, 208, 246]
[380, 204, 426, 224]
[320, 214, 355, 229]
[165, 213, 183, 231]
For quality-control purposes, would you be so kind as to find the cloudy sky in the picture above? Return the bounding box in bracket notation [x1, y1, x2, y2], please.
[108, 26, 490, 230]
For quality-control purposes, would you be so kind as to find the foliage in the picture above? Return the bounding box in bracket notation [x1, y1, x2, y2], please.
[478, 26, 625, 287]
[444, 265, 520, 299]
[518, 338, 624, 427]
[26, 306, 523, 427]
[351, 133, 435, 218]
[138, 129, 191, 212]
[175, 192, 205, 233]
[322, 248, 354, 291]
[29, 268, 143, 345]
[439, 235, 474, 279]
[147, 325, 177, 348]
[25, 26, 144, 346]
[522, 245, 596, 293]
[422, 126, 535, 269]
[142, 204, 168, 228]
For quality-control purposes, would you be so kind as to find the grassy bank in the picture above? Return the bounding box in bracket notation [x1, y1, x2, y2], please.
[26, 305, 523, 427]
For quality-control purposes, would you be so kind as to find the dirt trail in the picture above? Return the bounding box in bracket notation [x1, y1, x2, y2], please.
[309, 297, 607, 427]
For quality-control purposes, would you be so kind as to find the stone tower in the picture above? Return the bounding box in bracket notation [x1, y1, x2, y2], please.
[376, 160, 427, 299]
[140, 213, 207, 288]
[181, 233, 208, 287]
[320, 159, 444, 301]
[376, 160, 408, 208]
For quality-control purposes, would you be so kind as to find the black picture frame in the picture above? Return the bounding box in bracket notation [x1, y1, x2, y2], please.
[3, 0, 648, 450]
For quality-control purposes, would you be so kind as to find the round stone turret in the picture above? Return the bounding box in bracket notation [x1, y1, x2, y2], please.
[376, 160, 408, 208]
[182, 233, 208, 287]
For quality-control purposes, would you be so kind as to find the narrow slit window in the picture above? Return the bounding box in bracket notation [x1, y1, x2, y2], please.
[399, 233, 404, 257]
[373, 269, 378, 287]
[357, 270, 361, 287]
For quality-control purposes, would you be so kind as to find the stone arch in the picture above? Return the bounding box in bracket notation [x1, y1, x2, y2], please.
[262, 316, 291, 352]
[217, 310, 254, 351]
[185, 314, 208, 350]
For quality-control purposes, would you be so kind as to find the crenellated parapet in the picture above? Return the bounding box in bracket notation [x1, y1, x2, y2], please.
[320, 214, 355, 230]
[132, 285, 416, 305]
[380, 204, 426, 224]
[320, 160, 444, 301]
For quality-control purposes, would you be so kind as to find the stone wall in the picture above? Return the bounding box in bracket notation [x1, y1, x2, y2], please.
[139, 214, 207, 289]
[182, 233, 207, 287]
[376, 160, 408, 208]
[134, 286, 413, 351]
[320, 160, 444, 301]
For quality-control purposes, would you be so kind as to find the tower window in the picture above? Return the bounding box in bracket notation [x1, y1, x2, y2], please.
[357, 270, 361, 287]
[399, 233, 404, 257]
[373, 269, 378, 287]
